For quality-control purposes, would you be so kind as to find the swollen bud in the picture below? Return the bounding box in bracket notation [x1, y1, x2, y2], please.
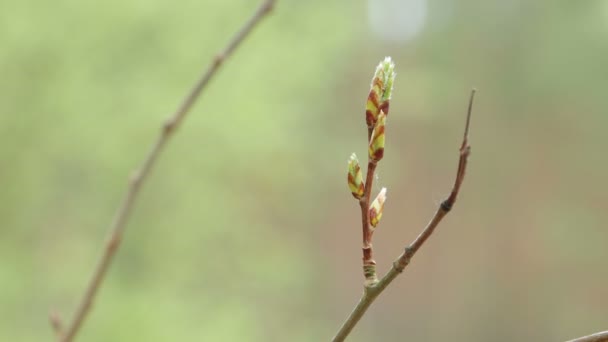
[369, 188, 387, 228]
[368, 111, 386, 163]
[365, 57, 396, 128]
[347, 153, 365, 199]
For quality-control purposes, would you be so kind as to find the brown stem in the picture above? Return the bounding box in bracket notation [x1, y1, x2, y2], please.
[333, 89, 476, 342]
[360, 159, 378, 284]
[567, 331, 608, 342]
[53, 1, 276, 341]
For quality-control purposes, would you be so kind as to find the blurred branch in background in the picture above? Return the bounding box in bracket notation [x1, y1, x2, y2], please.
[334, 82, 476, 342]
[49, 1, 276, 341]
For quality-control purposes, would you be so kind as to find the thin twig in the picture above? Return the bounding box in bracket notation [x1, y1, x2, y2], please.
[332, 89, 476, 342]
[359, 160, 378, 285]
[52, 1, 276, 341]
[567, 331, 608, 342]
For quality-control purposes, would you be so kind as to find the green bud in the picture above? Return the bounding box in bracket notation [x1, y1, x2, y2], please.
[365, 57, 396, 128]
[347, 153, 365, 199]
[369, 187, 387, 228]
[368, 111, 386, 162]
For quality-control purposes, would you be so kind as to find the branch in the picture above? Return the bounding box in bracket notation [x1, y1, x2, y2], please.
[567, 331, 608, 342]
[52, 1, 276, 341]
[359, 160, 378, 284]
[333, 89, 476, 342]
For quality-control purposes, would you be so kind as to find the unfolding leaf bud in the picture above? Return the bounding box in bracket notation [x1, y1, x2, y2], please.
[347, 153, 365, 199]
[368, 111, 386, 162]
[365, 57, 396, 128]
[369, 187, 387, 228]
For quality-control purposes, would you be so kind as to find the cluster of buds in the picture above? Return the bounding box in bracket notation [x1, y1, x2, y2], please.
[346, 57, 395, 230]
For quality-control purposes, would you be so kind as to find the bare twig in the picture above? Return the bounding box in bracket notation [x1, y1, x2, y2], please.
[567, 331, 608, 342]
[333, 89, 476, 342]
[52, 1, 276, 341]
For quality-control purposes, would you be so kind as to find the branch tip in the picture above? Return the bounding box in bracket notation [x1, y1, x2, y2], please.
[463, 88, 476, 144]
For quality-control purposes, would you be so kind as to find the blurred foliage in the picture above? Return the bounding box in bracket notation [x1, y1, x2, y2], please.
[1, 0, 608, 341]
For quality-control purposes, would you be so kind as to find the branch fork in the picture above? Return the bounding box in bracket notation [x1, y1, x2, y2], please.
[338, 57, 476, 341]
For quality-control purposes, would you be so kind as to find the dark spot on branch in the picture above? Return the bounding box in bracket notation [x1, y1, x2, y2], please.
[440, 199, 453, 212]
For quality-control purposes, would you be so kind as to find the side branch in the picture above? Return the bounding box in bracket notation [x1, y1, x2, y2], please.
[567, 331, 608, 342]
[393, 88, 476, 269]
[52, 1, 276, 341]
[332, 89, 476, 342]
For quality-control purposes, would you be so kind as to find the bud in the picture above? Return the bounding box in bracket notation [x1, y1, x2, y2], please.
[368, 111, 386, 162]
[369, 187, 387, 228]
[347, 153, 365, 199]
[365, 57, 396, 128]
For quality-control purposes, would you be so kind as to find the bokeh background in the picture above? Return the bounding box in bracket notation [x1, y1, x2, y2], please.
[2, 0, 608, 341]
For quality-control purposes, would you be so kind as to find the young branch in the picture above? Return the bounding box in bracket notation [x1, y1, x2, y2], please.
[333, 89, 476, 342]
[567, 331, 608, 342]
[51, 1, 275, 341]
[359, 160, 378, 284]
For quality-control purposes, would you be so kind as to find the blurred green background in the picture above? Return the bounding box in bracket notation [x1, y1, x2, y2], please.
[2, 0, 608, 341]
